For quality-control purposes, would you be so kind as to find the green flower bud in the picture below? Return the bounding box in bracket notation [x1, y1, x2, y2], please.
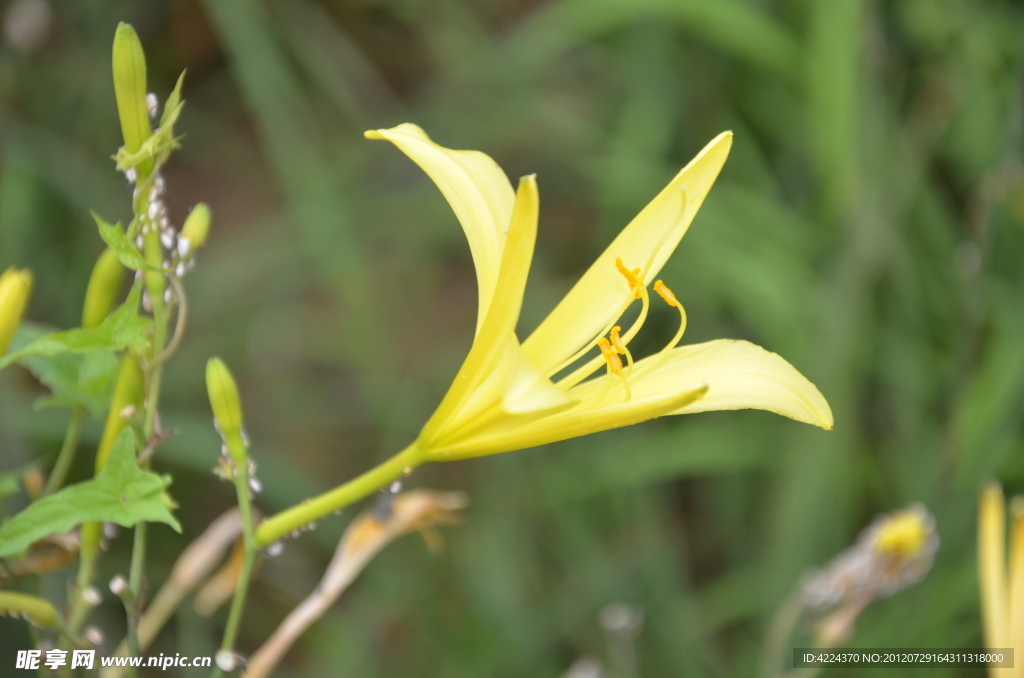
[206, 358, 244, 442]
[112, 23, 152, 166]
[81, 248, 125, 329]
[95, 356, 144, 472]
[0, 267, 33, 357]
[180, 203, 211, 254]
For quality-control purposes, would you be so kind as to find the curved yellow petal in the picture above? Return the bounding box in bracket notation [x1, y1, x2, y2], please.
[421, 177, 539, 443]
[522, 132, 733, 374]
[366, 124, 515, 333]
[430, 384, 707, 460]
[979, 482, 1008, 651]
[569, 339, 832, 429]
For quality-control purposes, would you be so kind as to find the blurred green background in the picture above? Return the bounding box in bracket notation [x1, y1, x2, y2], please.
[2, 0, 1024, 675]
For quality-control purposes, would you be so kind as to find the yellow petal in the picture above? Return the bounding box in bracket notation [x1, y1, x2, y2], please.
[502, 339, 574, 414]
[366, 124, 514, 333]
[1008, 497, 1024, 667]
[980, 482, 1008, 653]
[429, 384, 707, 460]
[420, 177, 538, 443]
[570, 339, 832, 429]
[522, 132, 733, 374]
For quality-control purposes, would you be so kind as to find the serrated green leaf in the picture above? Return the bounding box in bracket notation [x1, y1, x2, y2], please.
[94, 212, 156, 272]
[12, 323, 119, 417]
[0, 430, 180, 557]
[0, 284, 150, 372]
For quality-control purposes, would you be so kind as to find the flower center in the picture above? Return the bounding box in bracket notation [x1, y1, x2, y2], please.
[553, 259, 688, 403]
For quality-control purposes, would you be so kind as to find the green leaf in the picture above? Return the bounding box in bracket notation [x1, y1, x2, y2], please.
[12, 323, 119, 417]
[0, 471, 21, 502]
[0, 430, 180, 558]
[160, 70, 187, 128]
[93, 212, 155, 272]
[113, 99, 184, 172]
[0, 283, 151, 372]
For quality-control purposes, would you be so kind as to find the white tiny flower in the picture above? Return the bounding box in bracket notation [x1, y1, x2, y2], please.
[177, 236, 191, 257]
[81, 586, 102, 606]
[215, 651, 236, 672]
[108, 575, 128, 596]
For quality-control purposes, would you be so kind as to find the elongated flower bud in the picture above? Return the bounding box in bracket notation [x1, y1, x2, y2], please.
[0, 267, 32, 356]
[95, 356, 144, 472]
[180, 203, 211, 254]
[112, 23, 151, 157]
[82, 249, 125, 329]
[206, 358, 244, 444]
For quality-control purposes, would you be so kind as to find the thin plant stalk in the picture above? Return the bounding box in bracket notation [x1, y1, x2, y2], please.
[42, 405, 84, 496]
[210, 432, 258, 678]
[254, 441, 423, 548]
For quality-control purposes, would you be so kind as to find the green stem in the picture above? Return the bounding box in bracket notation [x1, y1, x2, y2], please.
[253, 441, 424, 549]
[43, 405, 84, 496]
[125, 227, 166, 675]
[126, 522, 146, 651]
[210, 432, 258, 678]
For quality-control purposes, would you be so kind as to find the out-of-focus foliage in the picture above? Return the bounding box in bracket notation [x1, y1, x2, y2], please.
[1, 0, 1023, 676]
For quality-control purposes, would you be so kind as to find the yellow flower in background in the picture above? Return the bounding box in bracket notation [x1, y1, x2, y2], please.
[0, 267, 33, 357]
[978, 481, 1024, 676]
[365, 124, 833, 461]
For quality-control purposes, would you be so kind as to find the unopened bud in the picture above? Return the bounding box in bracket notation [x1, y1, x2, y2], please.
[111, 23, 151, 157]
[206, 358, 244, 443]
[180, 203, 211, 252]
[215, 650, 236, 672]
[81, 249, 124, 329]
[81, 586, 102, 607]
[108, 575, 127, 596]
[95, 357, 144, 472]
[84, 625, 104, 646]
[0, 267, 33, 356]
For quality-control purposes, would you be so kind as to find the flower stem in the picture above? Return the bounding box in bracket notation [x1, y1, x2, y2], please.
[210, 433, 258, 678]
[125, 227, 167, 677]
[43, 405, 84, 496]
[253, 441, 424, 549]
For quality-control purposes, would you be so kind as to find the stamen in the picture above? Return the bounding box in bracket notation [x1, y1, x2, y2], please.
[654, 280, 679, 307]
[633, 279, 688, 379]
[545, 259, 649, 381]
[595, 338, 632, 404]
[615, 257, 644, 298]
[609, 325, 633, 372]
[597, 338, 623, 376]
[556, 284, 650, 391]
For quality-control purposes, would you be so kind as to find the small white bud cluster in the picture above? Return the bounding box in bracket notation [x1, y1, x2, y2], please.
[121, 92, 204, 294]
[211, 420, 262, 497]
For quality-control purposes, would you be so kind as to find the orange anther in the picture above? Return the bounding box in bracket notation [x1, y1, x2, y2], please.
[609, 326, 627, 355]
[615, 257, 644, 298]
[597, 337, 623, 376]
[654, 280, 679, 307]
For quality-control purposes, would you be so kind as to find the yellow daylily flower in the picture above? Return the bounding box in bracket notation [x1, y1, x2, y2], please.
[365, 124, 833, 461]
[978, 481, 1023, 676]
[253, 124, 834, 548]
